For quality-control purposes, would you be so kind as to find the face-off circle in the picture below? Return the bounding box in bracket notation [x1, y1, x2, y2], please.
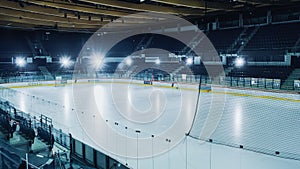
[72, 12, 226, 158]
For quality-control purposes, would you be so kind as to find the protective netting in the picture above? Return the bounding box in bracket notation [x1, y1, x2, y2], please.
[189, 87, 300, 160]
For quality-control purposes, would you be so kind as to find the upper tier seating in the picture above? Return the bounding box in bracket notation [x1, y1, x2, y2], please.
[244, 22, 300, 51]
[207, 28, 243, 52]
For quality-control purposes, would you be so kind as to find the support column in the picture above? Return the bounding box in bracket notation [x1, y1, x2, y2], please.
[0, 151, 3, 169]
[239, 13, 243, 27]
[215, 17, 219, 30]
[267, 10, 272, 24]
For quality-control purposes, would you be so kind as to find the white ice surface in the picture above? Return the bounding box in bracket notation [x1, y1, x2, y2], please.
[1, 82, 300, 169]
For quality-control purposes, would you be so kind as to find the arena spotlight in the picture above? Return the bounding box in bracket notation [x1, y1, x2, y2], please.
[125, 58, 132, 66]
[15, 57, 26, 67]
[155, 58, 160, 65]
[91, 53, 105, 70]
[235, 57, 245, 67]
[59, 57, 72, 68]
[186, 58, 193, 65]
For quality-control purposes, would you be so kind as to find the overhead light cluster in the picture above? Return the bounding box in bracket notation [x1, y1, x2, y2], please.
[15, 57, 26, 67]
[155, 58, 160, 65]
[60, 56, 73, 68]
[235, 57, 245, 67]
[125, 58, 133, 66]
[91, 53, 105, 70]
[186, 58, 193, 65]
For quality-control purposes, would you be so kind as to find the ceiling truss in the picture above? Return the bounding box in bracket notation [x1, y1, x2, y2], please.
[0, 0, 299, 31]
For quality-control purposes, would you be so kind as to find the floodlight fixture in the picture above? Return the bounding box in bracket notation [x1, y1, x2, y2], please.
[91, 53, 105, 70]
[155, 59, 160, 65]
[235, 57, 245, 67]
[186, 58, 193, 65]
[60, 56, 72, 68]
[15, 57, 26, 67]
[125, 58, 132, 66]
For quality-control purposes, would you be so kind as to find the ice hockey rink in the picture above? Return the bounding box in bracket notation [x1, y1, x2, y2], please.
[1, 79, 300, 169]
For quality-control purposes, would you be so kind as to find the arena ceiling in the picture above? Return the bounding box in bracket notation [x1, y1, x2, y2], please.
[0, 0, 299, 32]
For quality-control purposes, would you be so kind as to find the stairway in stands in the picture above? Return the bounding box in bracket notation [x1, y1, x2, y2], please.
[236, 26, 260, 54]
[172, 65, 185, 75]
[26, 36, 48, 56]
[227, 27, 249, 54]
[181, 32, 205, 55]
[39, 66, 54, 80]
[281, 68, 300, 90]
[224, 66, 235, 76]
[292, 36, 300, 52]
[135, 35, 153, 50]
